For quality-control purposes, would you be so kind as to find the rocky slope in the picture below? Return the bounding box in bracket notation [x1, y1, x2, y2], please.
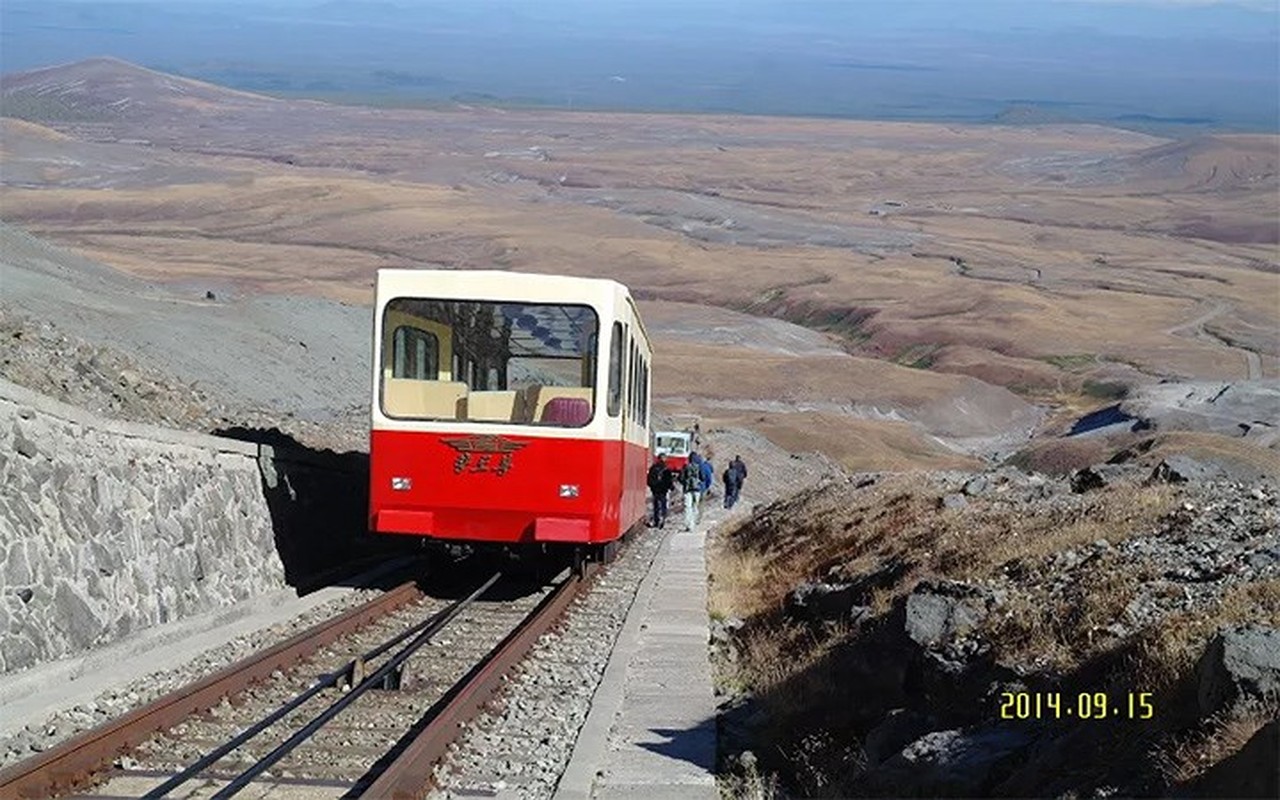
[0, 222, 369, 453]
[710, 461, 1279, 797]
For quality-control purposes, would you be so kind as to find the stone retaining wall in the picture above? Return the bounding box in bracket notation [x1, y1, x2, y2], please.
[0, 379, 286, 674]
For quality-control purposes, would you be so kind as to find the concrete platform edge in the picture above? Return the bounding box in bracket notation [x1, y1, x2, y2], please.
[553, 527, 673, 800]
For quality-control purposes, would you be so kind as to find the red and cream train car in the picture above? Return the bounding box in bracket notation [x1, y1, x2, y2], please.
[369, 269, 652, 556]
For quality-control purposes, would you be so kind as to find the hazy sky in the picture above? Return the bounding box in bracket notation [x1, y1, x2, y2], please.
[3, 0, 1276, 129]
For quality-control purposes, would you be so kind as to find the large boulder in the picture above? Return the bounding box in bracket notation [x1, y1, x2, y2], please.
[788, 557, 908, 623]
[784, 582, 871, 624]
[1070, 466, 1108, 493]
[1195, 625, 1280, 716]
[862, 709, 938, 766]
[904, 580, 995, 647]
[860, 724, 1035, 796]
[1148, 455, 1226, 485]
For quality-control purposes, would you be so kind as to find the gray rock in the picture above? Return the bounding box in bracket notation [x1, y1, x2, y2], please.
[941, 493, 968, 510]
[4, 541, 33, 586]
[785, 581, 871, 624]
[905, 580, 993, 647]
[53, 580, 107, 647]
[12, 425, 38, 459]
[1195, 625, 1280, 716]
[1070, 467, 1107, 493]
[862, 725, 1035, 796]
[1122, 380, 1280, 443]
[862, 709, 938, 766]
[0, 631, 38, 672]
[825, 557, 910, 600]
[1148, 455, 1223, 485]
[962, 475, 990, 496]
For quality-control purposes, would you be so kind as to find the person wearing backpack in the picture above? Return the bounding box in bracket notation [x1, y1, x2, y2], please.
[681, 452, 705, 531]
[647, 455, 675, 528]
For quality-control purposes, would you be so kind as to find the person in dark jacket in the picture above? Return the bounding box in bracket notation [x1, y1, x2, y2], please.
[646, 456, 674, 528]
[724, 455, 748, 509]
[681, 452, 705, 531]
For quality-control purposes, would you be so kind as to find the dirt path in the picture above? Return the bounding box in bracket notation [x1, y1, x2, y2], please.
[1166, 299, 1262, 379]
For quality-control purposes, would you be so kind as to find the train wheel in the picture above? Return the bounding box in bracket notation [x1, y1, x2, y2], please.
[572, 546, 587, 578]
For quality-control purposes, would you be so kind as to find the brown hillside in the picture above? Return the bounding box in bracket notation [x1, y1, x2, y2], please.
[1121, 135, 1279, 192]
[0, 57, 279, 125]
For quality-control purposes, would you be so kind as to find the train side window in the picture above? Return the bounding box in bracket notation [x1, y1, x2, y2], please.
[392, 326, 439, 380]
[624, 340, 633, 421]
[643, 358, 649, 426]
[641, 358, 648, 427]
[607, 322, 624, 417]
[630, 343, 638, 422]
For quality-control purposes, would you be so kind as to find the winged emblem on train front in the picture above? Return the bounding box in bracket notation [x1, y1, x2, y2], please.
[441, 435, 528, 476]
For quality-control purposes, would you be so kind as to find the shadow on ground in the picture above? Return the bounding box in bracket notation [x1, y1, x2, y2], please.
[214, 426, 415, 594]
[717, 603, 1280, 798]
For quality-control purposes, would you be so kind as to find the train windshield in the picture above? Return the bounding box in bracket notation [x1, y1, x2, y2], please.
[655, 433, 690, 456]
[380, 298, 600, 427]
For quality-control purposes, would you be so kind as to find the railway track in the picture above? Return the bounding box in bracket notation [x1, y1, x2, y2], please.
[0, 558, 601, 800]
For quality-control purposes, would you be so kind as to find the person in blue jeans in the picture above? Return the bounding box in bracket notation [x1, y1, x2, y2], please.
[681, 452, 705, 531]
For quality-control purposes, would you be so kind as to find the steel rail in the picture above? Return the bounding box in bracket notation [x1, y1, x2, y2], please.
[361, 562, 599, 799]
[209, 571, 502, 798]
[0, 581, 423, 800]
[140, 581, 474, 799]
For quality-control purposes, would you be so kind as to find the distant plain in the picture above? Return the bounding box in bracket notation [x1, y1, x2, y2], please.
[1, 56, 1276, 469]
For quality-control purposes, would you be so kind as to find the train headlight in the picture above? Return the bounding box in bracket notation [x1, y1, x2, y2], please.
[558, 484, 580, 498]
[391, 476, 412, 491]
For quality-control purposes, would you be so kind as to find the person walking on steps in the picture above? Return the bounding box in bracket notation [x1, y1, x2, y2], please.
[647, 455, 674, 528]
[681, 452, 705, 531]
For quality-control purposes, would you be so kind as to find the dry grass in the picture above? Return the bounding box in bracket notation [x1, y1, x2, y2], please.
[1151, 432, 1280, 478]
[1124, 579, 1280, 696]
[709, 546, 791, 623]
[710, 475, 1185, 683]
[985, 561, 1142, 671]
[1154, 706, 1278, 785]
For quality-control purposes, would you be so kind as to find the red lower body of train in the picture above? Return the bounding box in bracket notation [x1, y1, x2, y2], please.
[369, 429, 649, 546]
[661, 455, 689, 472]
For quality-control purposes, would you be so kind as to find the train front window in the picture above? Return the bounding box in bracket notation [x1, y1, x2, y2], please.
[381, 298, 599, 426]
[656, 434, 688, 456]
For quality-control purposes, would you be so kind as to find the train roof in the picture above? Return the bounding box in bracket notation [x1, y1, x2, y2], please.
[376, 269, 631, 304]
